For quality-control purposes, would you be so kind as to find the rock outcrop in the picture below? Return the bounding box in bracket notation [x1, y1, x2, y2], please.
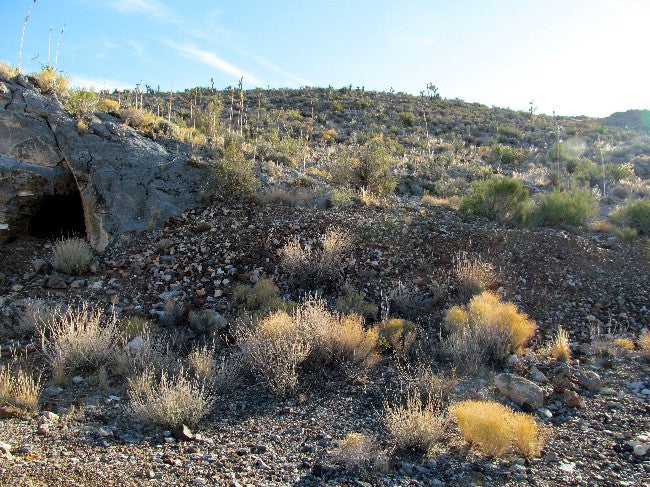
[0, 74, 215, 250]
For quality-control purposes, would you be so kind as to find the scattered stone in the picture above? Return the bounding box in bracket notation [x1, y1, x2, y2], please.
[0, 442, 12, 457]
[37, 424, 50, 436]
[72, 375, 83, 384]
[633, 444, 649, 457]
[45, 274, 67, 289]
[172, 424, 194, 442]
[563, 390, 586, 408]
[495, 373, 544, 409]
[530, 367, 549, 383]
[40, 411, 59, 422]
[575, 371, 602, 392]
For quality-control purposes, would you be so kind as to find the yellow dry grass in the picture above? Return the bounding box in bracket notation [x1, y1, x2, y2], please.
[613, 337, 635, 351]
[639, 331, 650, 359]
[548, 326, 571, 361]
[449, 400, 546, 458]
[0, 365, 41, 411]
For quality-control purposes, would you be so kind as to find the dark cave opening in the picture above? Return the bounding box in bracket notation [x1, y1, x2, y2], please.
[28, 190, 86, 239]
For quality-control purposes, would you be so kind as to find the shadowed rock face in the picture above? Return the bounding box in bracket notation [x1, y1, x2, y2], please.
[0, 75, 215, 250]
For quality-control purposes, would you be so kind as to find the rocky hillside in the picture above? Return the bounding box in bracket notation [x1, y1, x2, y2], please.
[0, 66, 649, 486]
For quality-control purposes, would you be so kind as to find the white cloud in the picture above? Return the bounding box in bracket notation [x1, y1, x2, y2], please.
[69, 75, 134, 92]
[167, 42, 263, 86]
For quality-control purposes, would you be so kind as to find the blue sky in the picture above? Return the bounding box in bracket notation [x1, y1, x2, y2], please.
[1, 0, 648, 117]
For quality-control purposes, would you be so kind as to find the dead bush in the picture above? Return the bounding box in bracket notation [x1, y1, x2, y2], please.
[52, 237, 93, 275]
[333, 433, 388, 472]
[383, 391, 447, 453]
[40, 303, 121, 383]
[453, 252, 495, 301]
[280, 228, 351, 288]
[128, 368, 214, 428]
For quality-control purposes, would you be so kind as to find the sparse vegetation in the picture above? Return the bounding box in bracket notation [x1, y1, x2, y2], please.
[449, 400, 546, 457]
[32, 66, 68, 97]
[548, 326, 571, 361]
[611, 199, 650, 235]
[383, 392, 447, 453]
[333, 433, 387, 472]
[0, 365, 41, 411]
[52, 237, 93, 275]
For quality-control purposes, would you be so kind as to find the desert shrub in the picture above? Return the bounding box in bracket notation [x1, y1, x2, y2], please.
[16, 299, 61, 336]
[0, 62, 18, 79]
[65, 89, 99, 119]
[547, 326, 571, 361]
[449, 400, 546, 457]
[238, 311, 311, 396]
[187, 309, 226, 334]
[639, 331, 650, 360]
[531, 189, 597, 227]
[397, 364, 456, 411]
[233, 278, 290, 318]
[280, 228, 351, 288]
[453, 252, 495, 300]
[493, 145, 526, 166]
[377, 318, 417, 355]
[460, 177, 530, 225]
[332, 101, 343, 112]
[32, 67, 68, 97]
[188, 343, 218, 383]
[389, 281, 438, 323]
[119, 316, 157, 340]
[614, 227, 638, 243]
[128, 368, 214, 428]
[333, 433, 387, 472]
[357, 139, 398, 196]
[52, 237, 93, 275]
[119, 107, 158, 130]
[443, 292, 536, 370]
[0, 366, 41, 411]
[321, 127, 339, 142]
[611, 199, 650, 235]
[397, 111, 416, 127]
[96, 98, 120, 113]
[325, 314, 378, 371]
[613, 337, 635, 351]
[40, 303, 121, 383]
[160, 300, 185, 327]
[383, 392, 447, 453]
[212, 136, 259, 198]
[335, 283, 378, 320]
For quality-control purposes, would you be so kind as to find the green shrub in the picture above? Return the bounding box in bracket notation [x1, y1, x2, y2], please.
[233, 278, 293, 318]
[96, 98, 120, 113]
[611, 199, 650, 234]
[357, 139, 397, 196]
[332, 101, 343, 112]
[493, 145, 526, 166]
[531, 189, 597, 227]
[65, 89, 100, 119]
[460, 177, 530, 225]
[212, 136, 259, 198]
[397, 111, 416, 127]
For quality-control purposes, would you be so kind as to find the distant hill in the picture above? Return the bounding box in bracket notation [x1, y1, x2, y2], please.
[603, 109, 650, 133]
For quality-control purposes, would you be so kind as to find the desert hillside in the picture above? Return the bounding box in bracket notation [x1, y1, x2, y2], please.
[0, 64, 649, 486]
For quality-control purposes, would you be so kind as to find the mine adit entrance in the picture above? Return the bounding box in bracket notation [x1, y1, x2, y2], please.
[28, 189, 86, 239]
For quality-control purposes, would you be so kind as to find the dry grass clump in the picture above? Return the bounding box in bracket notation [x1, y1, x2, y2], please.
[449, 400, 546, 458]
[238, 311, 311, 396]
[280, 228, 351, 287]
[383, 392, 447, 453]
[15, 299, 61, 336]
[547, 326, 571, 361]
[397, 363, 456, 411]
[120, 107, 158, 130]
[613, 337, 635, 351]
[96, 98, 120, 113]
[0, 62, 18, 79]
[639, 331, 650, 359]
[52, 237, 93, 275]
[239, 301, 379, 396]
[128, 368, 214, 428]
[333, 433, 388, 472]
[453, 252, 496, 300]
[0, 365, 41, 411]
[445, 291, 536, 352]
[32, 67, 68, 97]
[188, 343, 217, 383]
[233, 278, 292, 319]
[40, 303, 121, 383]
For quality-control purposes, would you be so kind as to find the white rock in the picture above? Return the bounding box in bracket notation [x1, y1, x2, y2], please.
[633, 443, 649, 456]
[72, 376, 83, 384]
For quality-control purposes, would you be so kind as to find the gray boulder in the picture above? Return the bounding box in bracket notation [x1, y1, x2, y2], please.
[495, 372, 545, 409]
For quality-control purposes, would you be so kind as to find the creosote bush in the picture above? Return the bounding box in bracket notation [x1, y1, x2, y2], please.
[52, 237, 93, 275]
[383, 392, 447, 453]
[449, 400, 546, 457]
[0, 365, 41, 411]
[128, 368, 214, 428]
[531, 189, 597, 227]
[460, 176, 530, 225]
